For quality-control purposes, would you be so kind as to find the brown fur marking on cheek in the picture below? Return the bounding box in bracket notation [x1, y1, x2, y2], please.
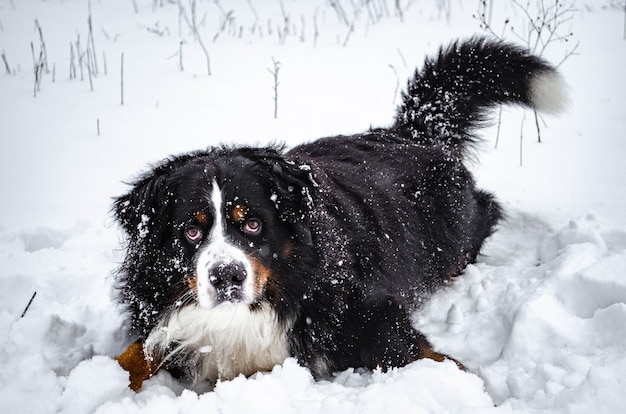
[231, 204, 247, 222]
[186, 276, 197, 293]
[115, 341, 159, 392]
[248, 256, 274, 297]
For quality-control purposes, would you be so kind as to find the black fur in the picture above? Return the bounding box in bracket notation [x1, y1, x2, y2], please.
[113, 37, 561, 381]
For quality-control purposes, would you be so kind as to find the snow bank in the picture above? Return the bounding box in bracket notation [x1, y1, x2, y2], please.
[2, 212, 624, 413]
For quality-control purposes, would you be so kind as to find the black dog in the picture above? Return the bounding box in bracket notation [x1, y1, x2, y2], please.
[113, 37, 565, 390]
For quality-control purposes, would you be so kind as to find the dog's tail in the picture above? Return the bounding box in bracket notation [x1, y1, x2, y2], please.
[393, 37, 567, 155]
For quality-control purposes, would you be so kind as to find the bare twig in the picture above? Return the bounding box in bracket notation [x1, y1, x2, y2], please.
[313, 10, 319, 48]
[21, 292, 37, 318]
[279, 0, 290, 43]
[87, 47, 94, 91]
[120, 52, 125, 105]
[475, 0, 578, 150]
[494, 105, 503, 149]
[31, 42, 45, 97]
[76, 35, 84, 81]
[329, 0, 350, 26]
[395, 0, 404, 22]
[178, 0, 211, 75]
[267, 57, 281, 119]
[396, 48, 407, 68]
[555, 40, 579, 68]
[88, 1, 99, 74]
[533, 109, 541, 143]
[69, 43, 77, 79]
[179, 41, 184, 71]
[342, 22, 354, 47]
[34, 20, 49, 74]
[389, 64, 400, 105]
[246, 0, 259, 35]
[1, 50, 11, 75]
[300, 14, 306, 42]
[212, 2, 235, 43]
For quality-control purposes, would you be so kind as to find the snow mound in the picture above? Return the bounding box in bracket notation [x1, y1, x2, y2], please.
[1, 212, 625, 413]
[416, 213, 626, 412]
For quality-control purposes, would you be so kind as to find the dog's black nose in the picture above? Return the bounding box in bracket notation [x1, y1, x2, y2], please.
[209, 262, 247, 288]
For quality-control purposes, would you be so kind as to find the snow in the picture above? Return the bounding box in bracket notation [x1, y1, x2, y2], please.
[1, 1, 625, 413]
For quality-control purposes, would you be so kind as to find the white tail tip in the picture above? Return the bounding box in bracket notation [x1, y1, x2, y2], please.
[529, 70, 569, 114]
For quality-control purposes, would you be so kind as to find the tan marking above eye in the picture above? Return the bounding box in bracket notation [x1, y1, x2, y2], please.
[281, 241, 294, 258]
[231, 204, 247, 222]
[195, 211, 208, 225]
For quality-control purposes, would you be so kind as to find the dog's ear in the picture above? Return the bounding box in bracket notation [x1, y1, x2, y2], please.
[113, 172, 172, 243]
[267, 159, 313, 223]
[244, 148, 313, 224]
[260, 156, 315, 247]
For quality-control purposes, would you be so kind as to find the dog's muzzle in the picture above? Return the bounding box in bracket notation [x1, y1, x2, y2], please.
[196, 243, 255, 308]
[208, 261, 248, 303]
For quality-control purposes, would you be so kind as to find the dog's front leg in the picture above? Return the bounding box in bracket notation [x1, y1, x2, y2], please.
[116, 341, 158, 392]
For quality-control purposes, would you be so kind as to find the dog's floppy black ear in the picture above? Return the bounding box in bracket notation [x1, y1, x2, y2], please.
[243, 147, 313, 224]
[268, 159, 313, 223]
[113, 172, 172, 242]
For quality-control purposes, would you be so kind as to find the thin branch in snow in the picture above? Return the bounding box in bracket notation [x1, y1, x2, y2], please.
[21, 292, 37, 318]
[389, 64, 400, 105]
[267, 57, 281, 119]
[2, 50, 11, 75]
[87, 0, 99, 74]
[342, 22, 354, 47]
[179, 41, 184, 71]
[329, 0, 350, 26]
[120, 52, 125, 105]
[87, 46, 94, 91]
[31, 41, 45, 97]
[34, 19, 49, 74]
[178, 0, 211, 75]
[69, 43, 77, 79]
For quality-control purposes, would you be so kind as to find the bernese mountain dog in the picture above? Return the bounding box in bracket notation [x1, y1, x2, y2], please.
[113, 37, 565, 391]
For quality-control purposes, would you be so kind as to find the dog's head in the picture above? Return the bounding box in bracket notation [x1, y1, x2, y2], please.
[113, 147, 313, 334]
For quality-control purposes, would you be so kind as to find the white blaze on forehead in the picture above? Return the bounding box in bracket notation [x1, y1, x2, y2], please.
[196, 181, 255, 308]
[209, 180, 226, 242]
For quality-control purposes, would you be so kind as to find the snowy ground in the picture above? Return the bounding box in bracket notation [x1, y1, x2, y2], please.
[1, 1, 625, 413]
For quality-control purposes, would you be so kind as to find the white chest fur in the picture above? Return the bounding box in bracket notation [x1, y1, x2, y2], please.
[144, 302, 290, 383]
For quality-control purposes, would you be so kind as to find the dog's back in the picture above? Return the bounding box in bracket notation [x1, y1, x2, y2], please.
[283, 37, 566, 373]
[287, 37, 566, 297]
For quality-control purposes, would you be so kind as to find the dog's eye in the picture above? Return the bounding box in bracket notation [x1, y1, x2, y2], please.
[243, 218, 262, 235]
[184, 226, 203, 243]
